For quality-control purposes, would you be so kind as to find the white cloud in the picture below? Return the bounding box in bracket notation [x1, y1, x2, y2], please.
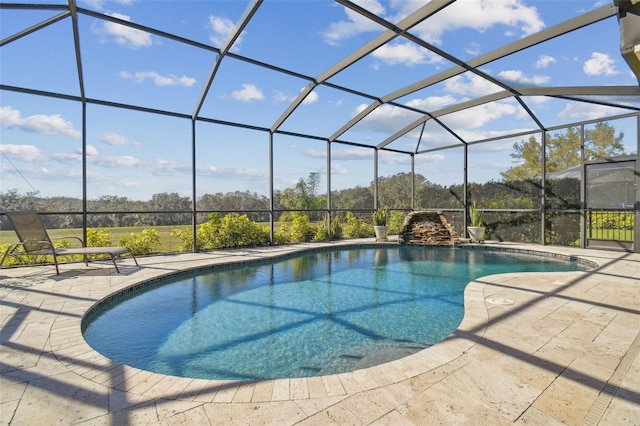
[405, 95, 459, 111]
[197, 164, 268, 179]
[0, 144, 45, 162]
[94, 13, 153, 49]
[535, 54, 556, 69]
[324, 0, 544, 46]
[0, 106, 81, 139]
[51, 152, 82, 163]
[413, 153, 446, 165]
[412, 0, 545, 43]
[119, 71, 196, 87]
[230, 84, 264, 102]
[273, 91, 292, 103]
[583, 52, 618, 76]
[99, 155, 142, 168]
[372, 42, 444, 66]
[441, 101, 518, 130]
[86, 145, 99, 157]
[326, 147, 372, 161]
[465, 42, 481, 56]
[558, 102, 622, 121]
[146, 159, 190, 176]
[497, 69, 550, 86]
[321, 0, 385, 46]
[443, 73, 502, 97]
[101, 132, 139, 146]
[209, 15, 244, 51]
[331, 163, 349, 175]
[302, 91, 319, 105]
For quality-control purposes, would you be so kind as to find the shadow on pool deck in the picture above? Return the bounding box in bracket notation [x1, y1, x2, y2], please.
[1, 240, 639, 425]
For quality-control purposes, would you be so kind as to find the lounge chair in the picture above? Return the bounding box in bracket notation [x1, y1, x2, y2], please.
[0, 211, 138, 274]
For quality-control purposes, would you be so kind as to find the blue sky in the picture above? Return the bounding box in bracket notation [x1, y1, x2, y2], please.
[1, 0, 638, 201]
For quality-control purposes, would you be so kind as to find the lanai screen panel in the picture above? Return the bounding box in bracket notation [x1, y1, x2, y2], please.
[77, 15, 211, 114]
[198, 57, 310, 129]
[85, 104, 192, 201]
[278, 86, 375, 141]
[272, 133, 328, 200]
[414, 145, 464, 210]
[237, 1, 369, 76]
[339, 104, 425, 149]
[1, 93, 83, 200]
[590, 116, 639, 156]
[488, 16, 629, 90]
[83, 0, 247, 46]
[1, 11, 78, 96]
[330, 143, 375, 207]
[195, 122, 270, 201]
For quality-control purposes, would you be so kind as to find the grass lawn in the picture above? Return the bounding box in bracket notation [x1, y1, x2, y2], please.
[1, 225, 184, 253]
[0, 222, 291, 253]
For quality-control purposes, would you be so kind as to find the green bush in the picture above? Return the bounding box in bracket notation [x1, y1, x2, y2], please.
[273, 227, 291, 245]
[342, 212, 373, 238]
[0, 243, 30, 266]
[313, 223, 329, 241]
[388, 211, 405, 235]
[290, 213, 315, 242]
[330, 216, 343, 239]
[86, 228, 114, 247]
[118, 228, 161, 255]
[194, 213, 270, 249]
[170, 226, 193, 252]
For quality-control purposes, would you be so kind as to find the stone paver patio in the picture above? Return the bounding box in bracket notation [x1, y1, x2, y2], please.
[1, 241, 639, 425]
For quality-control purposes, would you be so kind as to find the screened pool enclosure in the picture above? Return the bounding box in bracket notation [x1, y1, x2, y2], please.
[1, 0, 639, 253]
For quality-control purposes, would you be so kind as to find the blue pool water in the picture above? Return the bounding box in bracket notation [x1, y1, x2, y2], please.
[82, 246, 587, 380]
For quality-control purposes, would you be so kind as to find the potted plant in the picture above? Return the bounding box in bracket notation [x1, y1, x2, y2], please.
[467, 202, 486, 243]
[371, 208, 389, 240]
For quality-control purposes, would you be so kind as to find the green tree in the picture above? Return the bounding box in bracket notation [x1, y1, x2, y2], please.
[501, 123, 625, 181]
[377, 172, 413, 209]
[584, 122, 625, 160]
[279, 172, 325, 220]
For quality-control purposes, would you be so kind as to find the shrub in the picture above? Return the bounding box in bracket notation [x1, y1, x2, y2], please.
[388, 211, 405, 235]
[290, 213, 315, 242]
[196, 213, 269, 249]
[343, 212, 373, 238]
[273, 228, 291, 245]
[330, 216, 343, 239]
[313, 223, 329, 241]
[86, 228, 113, 247]
[0, 243, 31, 266]
[170, 226, 193, 252]
[119, 228, 161, 255]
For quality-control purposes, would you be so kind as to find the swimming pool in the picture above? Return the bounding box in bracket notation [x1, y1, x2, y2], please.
[82, 245, 589, 381]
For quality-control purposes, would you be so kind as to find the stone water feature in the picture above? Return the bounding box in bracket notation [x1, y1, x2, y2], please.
[398, 211, 459, 246]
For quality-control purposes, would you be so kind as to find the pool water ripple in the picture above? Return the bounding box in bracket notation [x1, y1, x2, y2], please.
[82, 246, 586, 380]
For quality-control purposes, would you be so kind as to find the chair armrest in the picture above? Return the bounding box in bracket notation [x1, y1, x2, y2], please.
[52, 236, 86, 247]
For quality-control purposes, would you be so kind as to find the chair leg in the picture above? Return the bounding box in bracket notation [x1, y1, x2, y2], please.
[110, 255, 121, 273]
[0, 244, 15, 269]
[51, 252, 60, 275]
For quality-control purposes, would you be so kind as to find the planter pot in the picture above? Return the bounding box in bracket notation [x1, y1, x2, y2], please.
[467, 226, 486, 243]
[374, 225, 389, 240]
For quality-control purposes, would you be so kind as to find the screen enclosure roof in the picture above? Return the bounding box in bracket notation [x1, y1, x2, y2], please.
[1, 0, 639, 156]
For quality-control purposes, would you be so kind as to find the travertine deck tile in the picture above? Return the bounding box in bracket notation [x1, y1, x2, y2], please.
[1, 241, 638, 425]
